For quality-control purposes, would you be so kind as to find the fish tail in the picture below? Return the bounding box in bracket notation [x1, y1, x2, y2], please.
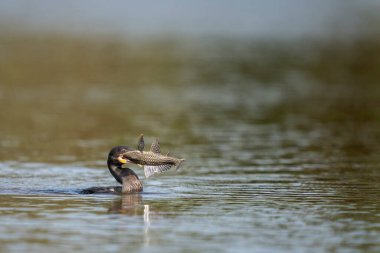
[175, 159, 185, 171]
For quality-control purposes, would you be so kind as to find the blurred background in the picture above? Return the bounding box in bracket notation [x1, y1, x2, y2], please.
[1, 1, 380, 253]
[1, 0, 380, 163]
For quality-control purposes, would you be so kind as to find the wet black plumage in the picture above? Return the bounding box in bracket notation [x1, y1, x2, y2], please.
[81, 146, 143, 194]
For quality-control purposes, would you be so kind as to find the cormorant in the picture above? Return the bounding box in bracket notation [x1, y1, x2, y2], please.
[81, 146, 143, 194]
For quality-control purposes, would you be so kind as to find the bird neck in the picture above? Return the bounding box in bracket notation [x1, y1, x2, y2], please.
[107, 160, 143, 193]
[107, 160, 123, 184]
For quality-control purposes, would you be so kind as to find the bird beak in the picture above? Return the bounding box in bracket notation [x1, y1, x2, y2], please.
[117, 156, 128, 164]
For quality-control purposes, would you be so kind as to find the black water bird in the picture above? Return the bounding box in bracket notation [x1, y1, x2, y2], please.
[81, 146, 143, 194]
[81, 135, 185, 194]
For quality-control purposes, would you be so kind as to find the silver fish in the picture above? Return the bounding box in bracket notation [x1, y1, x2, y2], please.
[121, 134, 185, 178]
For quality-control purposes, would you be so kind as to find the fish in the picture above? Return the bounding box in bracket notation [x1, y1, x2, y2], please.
[121, 134, 185, 178]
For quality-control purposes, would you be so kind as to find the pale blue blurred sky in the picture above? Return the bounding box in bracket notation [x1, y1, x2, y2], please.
[0, 0, 378, 38]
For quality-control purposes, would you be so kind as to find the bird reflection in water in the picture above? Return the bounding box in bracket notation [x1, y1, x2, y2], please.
[108, 194, 151, 246]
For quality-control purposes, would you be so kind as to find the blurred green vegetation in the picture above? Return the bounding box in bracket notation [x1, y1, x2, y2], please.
[1, 27, 380, 163]
[0, 33, 185, 87]
[1, 29, 380, 88]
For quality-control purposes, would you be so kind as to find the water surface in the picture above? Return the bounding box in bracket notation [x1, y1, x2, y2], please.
[1, 36, 380, 253]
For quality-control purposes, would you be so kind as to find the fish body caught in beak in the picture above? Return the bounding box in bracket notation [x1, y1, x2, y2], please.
[121, 134, 185, 178]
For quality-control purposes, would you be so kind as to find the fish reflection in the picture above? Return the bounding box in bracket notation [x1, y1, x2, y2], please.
[143, 204, 150, 246]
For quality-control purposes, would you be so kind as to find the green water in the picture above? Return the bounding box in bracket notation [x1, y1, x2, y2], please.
[0, 35, 380, 253]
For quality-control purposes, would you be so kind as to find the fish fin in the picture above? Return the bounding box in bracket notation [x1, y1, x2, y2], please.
[144, 164, 172, 178]
[150, 138, 161, 154]
[175, 159, 185, 171]
[137, 134, 144, 152]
